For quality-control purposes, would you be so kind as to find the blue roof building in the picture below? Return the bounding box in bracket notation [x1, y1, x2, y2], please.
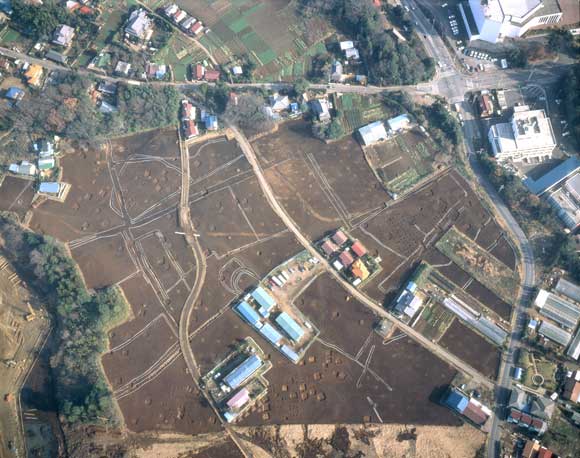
[205, 115, 218, 131]
[0, 0, 12, 15]
[39, 182, 60, 194]
[275, 312, 304, 342]
[280, 345, 300, 363]
[5, 87, 24, 101]
[223, 354, 262, 389]
[236, 301, 261, 327]
[259, 323, 283, 346]
[444, 388, 468, 413]
[523, 156, 580, 196]
[251, 287, 276, 312]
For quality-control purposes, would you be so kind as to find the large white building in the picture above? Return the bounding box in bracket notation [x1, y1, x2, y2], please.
[460, 0, 562, 43]
[488, 105, 556, 162]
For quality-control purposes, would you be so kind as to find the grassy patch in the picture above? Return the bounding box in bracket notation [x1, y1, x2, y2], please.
[436, 226, 517, 303]
[415, 303, 455, 341]
[516, 349, 557, 391]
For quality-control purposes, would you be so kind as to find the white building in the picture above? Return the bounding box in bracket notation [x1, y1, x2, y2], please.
[125, 9, 153, 41]
[359, 121, 388, 146]
[488, 106, 556, 162]
[387, 114, 411, 133]
[548, 173, 580, 230]
[460, 0, 562, 43]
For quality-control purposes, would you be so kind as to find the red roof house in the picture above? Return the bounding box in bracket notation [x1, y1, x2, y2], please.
[195, 64, 205, 80]
[182, 120, 198, 139]
[351, 241, 367, 257]
[332, 230, 348, 246]
[191, 22, 203, 35]
[339, 250, 354, 268]
[321, 240, 338, 257]
[204, 69, 220, 81]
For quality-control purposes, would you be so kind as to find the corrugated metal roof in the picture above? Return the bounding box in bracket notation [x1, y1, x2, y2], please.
[339, 250, 354, 267]
[444, 389, 468, 413]
[223, 354, 261, 389]
[523, 156, 580, 195]
[251, 286, 276, 311]
[39, 182, 60, 194]
[226, 388, 249, 409]
[555, 278, 580, 303]
[332, 230, 348, 245]
[351, 241, 367, 257]
[538, 321, 572, 347]
[275, 312, 304, 342]
[537, 291, 580, 330]
[280, 345, 300, 363]
[567, 328, 580, 360]
[259, 323, 283, 346]
[236, 301, 261, 326]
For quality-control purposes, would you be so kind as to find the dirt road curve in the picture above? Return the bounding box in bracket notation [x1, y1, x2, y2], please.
[229, 122, 494, 390]
[177, 130, 252, 458]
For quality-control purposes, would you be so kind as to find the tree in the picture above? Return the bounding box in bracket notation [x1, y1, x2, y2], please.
[224, 93, 274, 135]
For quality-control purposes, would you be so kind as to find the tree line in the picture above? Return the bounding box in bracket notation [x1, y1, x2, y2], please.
[0, 215, 129, 425]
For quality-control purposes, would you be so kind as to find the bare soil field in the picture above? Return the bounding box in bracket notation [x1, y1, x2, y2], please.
[112, 128, 180, 161]
[107, 273, 167, 349]
[187, 439, 244, 458]
[0, 176, 35, 220]
[296, 273, 378, 355]
[102, 316, 177, 390]
[489, 236, 517, 270]
[423, 249, 471, 288]
[253, 121, 388, 226]
[465, 280, 512, 322]
[139, 233, 182, 291]
[116, 159, 181, 220]
[71, 233, 137, 289]
[474, 218, 503, 249]
[439, 319, 501, 379]
[29, 146, 124, 241]
[117, 354, 221, 435]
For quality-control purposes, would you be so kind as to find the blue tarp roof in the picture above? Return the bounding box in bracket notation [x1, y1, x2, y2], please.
[0, 0, 12, 14]
[223, 354, 261, 389]
[275, 312, 304, 342]
[251, 286, 276, 311]
[444, 389, 468, 413]
[5, 87, 24, 100]
[39, 182, 60, 194]
[388, 114, 410, 130]
[280, 345, 300, 363]
[236, 301, 261, 326]
[523, 156, 580, 195]
[259, 323, 283, 346]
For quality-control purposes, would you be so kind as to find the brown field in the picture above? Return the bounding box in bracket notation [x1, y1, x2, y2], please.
[71, 233, 137, 289]
[29, 145, 124, 241]
[423, 249, 471, 288]
[117, 354, 221, 435]
[102, 316, 178, 390]
[465, 280, 512, 322]
[112, 128, 180, 161]
[489, 236, 517, 270]
[188, 439, 244, 458]
[0, 176, 35, 220]
[139, 233, 182, 291]
[439, 319, 501, 379]
[474, 218, 503, 249]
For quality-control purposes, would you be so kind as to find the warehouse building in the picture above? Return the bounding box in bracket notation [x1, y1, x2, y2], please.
[488, 106, 556, 162]
[567, 328, 580, 360]
[535, 289, 580, 330]
[251, 286, 276, 317]
[280, 345, 300, 363]
[538, 320, 572, 347]
[223, 354, 262, 390]
[547, 173, 580, 230]
[358, 121, 388, 146]
[236, 301, 262, 328]
[523, 156, 580, 195]
[275, 312, 304, 342]
[555, 278, 580, 303]
[226, 388, 250, 410]
[258, 323, 283, 346]
[443, 387, 491, 426]
[351, 240, 367, 257]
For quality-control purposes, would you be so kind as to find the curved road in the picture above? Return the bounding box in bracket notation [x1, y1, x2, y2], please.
[460, 102, 536, 458]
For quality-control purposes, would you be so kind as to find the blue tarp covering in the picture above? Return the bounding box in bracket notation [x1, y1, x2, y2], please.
[259, 323, 282, 346]
[236, 301, 261, 326]
[223, 354, 261, 389]
[523, 156, 580, 195]
[251, 286, 276, 311]
[445, 389, 468, 413]
[5, 87, 23, 100]
[275, 312, 304, 342]
[39, 182, 60, 194]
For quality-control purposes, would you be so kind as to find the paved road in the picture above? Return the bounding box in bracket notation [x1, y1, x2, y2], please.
[229, 121, 494, 389]
[460, 101, 536, 458]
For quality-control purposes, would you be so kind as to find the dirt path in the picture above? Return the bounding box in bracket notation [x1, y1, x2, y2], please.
[228, 121, 494, 390]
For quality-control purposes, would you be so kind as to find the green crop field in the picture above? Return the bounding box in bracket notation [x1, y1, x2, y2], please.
[436, 226, 518, 303]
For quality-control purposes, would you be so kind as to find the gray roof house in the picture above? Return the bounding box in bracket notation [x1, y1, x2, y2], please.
[125, 9, 153, 41]
[52, 24, 75, 47]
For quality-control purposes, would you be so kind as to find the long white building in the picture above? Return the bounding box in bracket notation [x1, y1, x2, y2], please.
[488, 105, 556, 162]
[460, 0, 562, 43]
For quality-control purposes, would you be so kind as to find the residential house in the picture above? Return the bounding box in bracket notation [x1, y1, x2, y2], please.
[34, 138, 56, 158]
[99, 100, 117, 113]
[191, 21, 204, 35]
[562, 378, 580, 403]
[125, 9, 153, 41]
[146, 63, 167, 80]
[52, 24, 75, 47]
[358, 121, 388, 146]
[181, 100, 196, 120]
[24, 64, 43, 87]
[311, 98, 331, 122]
[173, 9, 187, 24]
[269, 94, 290, 112]
[45, 50, 68, 64]
[204, 69, 220, 81]
[231, 65, 243, 76]
[204, 115, 218, 131]
[9, 161, 36, 176]
[194, 64, 205, 80]
[114, 61, 131, 76]
[507, 387, 555, 435]
[38, 157, 56, 171]
[5, 87, 24, 102]
[164, 4, 178, 17]
[181, 16, 196, 31]
[387, 114, 411, 133]
[97, 82, 117, 95]
[331, 61, 343, 82]
[182, 119, 198, 139]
